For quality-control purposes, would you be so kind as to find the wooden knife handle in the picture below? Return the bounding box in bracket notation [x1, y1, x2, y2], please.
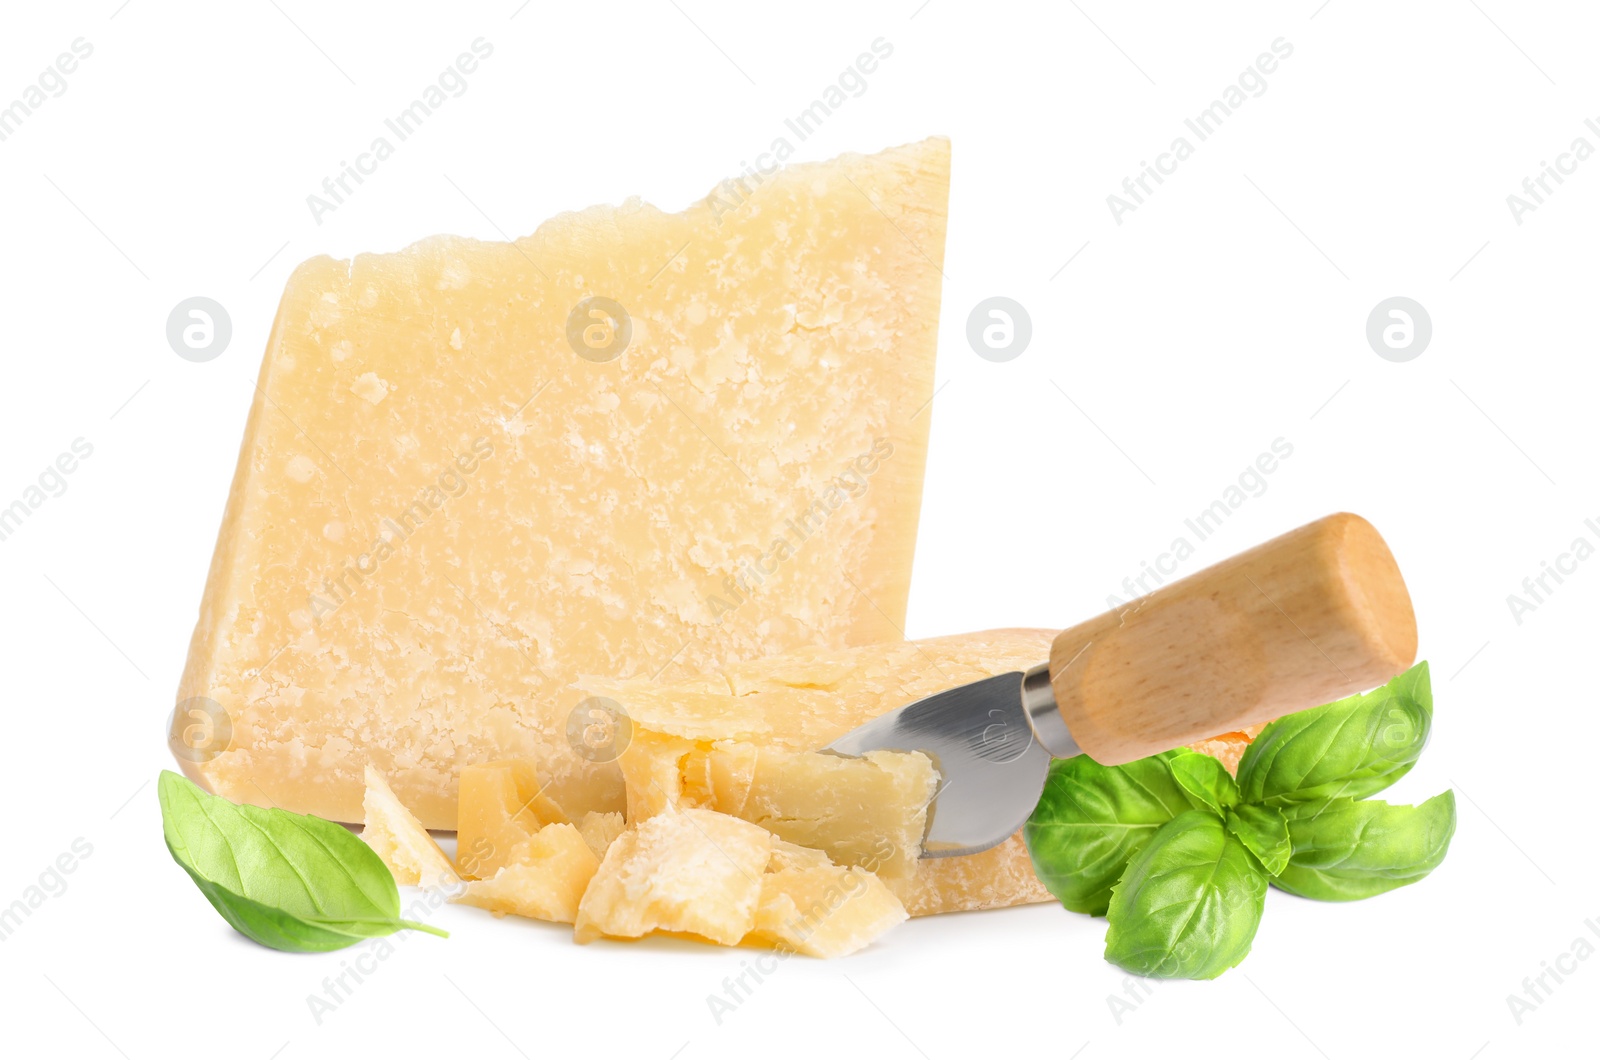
[1048, 512, 1417, 765]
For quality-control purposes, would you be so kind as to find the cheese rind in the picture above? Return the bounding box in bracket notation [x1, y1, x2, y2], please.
[177, 138, 950, 827]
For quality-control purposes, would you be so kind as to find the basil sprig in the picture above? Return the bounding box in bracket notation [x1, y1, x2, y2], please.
[1024, 662, 1455, 980]
[159, 771, 448, 952]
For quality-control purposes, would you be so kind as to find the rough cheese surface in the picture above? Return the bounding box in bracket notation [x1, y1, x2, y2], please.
[455, 759, 567, 879]
[360, 765, 460, 889]
[575, 811, 625, 861]
[588, 628, 1263, 919]
[682, 744, 936, 878]
[574, 807, 773, 945]
[454, 823, 599, 924]
[884, 832, 1051, 916]
[750, 842, 908, 958]
[590, 629, 1060, 915]
[176, 138, 950, 827]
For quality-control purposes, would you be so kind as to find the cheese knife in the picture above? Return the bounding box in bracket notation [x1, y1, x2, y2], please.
[826, 513, 1418, 858]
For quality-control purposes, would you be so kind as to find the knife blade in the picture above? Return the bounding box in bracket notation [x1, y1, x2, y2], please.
[826, 665, 1075, 857]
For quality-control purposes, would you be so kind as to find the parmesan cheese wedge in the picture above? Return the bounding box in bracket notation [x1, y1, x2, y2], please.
[681, 744, 936, 878]
[454, 823, 599, 925]
[750, 843, 908, 958]
[456, 759, 568, 879]
[176, 137, 950, 827]
[574, 808, 774, 945]
[360, 765, 460, 889]
[575, 811, 625, 861]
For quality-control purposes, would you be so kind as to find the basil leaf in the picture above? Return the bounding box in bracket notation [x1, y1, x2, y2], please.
[1273, 791, 1456, 901]
[1103, 811, 1268, 980]
[1235, 662, 1433, 806]
[1169, 750, 1240, 815]
[1024, 752, 1192, 915]
[158, 771, 447, 952]
[1225, 803, 1291, 876]
[1385, 658, 1433, 716]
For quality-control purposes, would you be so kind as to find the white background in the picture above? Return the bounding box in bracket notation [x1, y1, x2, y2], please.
[0, 1, 1594, 1057]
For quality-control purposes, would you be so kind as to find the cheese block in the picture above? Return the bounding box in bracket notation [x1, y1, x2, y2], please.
[584, 629, 1260, 917]
[175, 138, 951, 827]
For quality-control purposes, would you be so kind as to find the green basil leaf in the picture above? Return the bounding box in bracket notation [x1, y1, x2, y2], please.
[1235, 662, 1433, 806]
[1225, 803, 1291, 876]
[1272, 791, 1456, 901]
[158, 771, 447, 952]
[1385, 658, 1433, 716]
[1103, 811, 1268, 980]
[1024, 752, 1192, 915]
[1168, 749, 1240, 815]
